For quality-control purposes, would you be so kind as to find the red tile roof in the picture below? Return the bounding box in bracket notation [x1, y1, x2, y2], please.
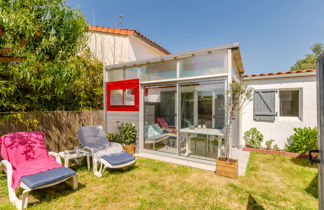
[88, 25, 170, 55]
[243, 69, 316, 79]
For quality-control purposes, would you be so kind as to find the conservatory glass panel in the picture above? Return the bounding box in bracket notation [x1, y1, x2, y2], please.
[110, 89, 123, 105]
[179, 51, 228, 78]
[141, 59, 177, 81]
[124, 67, 138, 80]
[108, 69, 124, 82]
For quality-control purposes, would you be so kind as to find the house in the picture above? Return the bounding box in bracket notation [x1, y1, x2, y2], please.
[103, 43, 250, 173]
[102, 40, 318, 173]
[88, 26, 170, 68]
[242, 69, 317, 149]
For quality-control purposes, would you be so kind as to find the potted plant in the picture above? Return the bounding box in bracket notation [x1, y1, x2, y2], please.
[216, 82, 253, 178]
[119, 122, 137, 154]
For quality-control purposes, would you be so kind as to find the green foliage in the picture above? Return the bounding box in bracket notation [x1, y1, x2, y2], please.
[273, 144, 280, 151]
[0, 0, 87, 61]
[106, 132, 121, 143]
[290, 43, 324, 71]
[119, 122, 137, 145]
[0, 0, 103, 112]
[0, 113, 39, 132]
[224, 82, 253, 158]
[285, 127, 318, 154]
[244, 128, 263, 148]
[107, 122, 137, 145]
[265, 140, 274, 150]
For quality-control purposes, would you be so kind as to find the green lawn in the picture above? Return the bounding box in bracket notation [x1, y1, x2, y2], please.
[0, 152, 318, 209]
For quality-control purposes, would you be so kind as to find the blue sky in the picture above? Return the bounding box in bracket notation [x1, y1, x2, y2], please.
[67, 0, 324, 75]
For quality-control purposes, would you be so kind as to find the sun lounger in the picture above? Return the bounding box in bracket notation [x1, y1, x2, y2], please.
[77, 126, 136, 177]
[0, 131, 78, 210]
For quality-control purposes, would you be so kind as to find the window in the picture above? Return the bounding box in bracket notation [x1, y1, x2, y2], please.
[106, 79, 139, 111]
[279, 89, 300, 117]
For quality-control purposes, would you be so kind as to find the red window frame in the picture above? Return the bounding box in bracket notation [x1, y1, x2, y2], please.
[106, 79, 139, 111]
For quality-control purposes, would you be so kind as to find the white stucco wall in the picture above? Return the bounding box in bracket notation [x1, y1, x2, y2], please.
[88, 32, 167, 66]
[128, 35, 166, 60]
[88, 32, 130, 65]
[241, 75, 317, 149]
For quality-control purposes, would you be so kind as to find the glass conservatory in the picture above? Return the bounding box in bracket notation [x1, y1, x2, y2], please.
[104, 43, 244, 163]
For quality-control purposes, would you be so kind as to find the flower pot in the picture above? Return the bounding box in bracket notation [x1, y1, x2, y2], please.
[215, 157, 238, 179]
[123, 143, 135, 154]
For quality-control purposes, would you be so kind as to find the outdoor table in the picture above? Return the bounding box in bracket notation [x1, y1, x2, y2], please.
[180, 127, 224, 157]
[59, 148, 90, 170]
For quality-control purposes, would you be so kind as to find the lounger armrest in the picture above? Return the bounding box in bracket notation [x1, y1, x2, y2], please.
[0, 160, 16, 194]
[0, 160, 13, 177]
[48, 152, 62, 164]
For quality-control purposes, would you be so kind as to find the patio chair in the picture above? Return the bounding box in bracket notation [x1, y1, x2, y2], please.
[144, 124, 169, 150]
[155, 117, 176, 133]
[77, 126, 136, 177]
[0, 131, 78, 210]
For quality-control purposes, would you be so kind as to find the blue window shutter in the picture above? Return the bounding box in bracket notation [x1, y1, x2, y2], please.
[254, 89, 276, 122]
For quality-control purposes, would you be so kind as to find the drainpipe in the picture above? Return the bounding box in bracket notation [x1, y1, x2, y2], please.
[316, 52, 324, 210]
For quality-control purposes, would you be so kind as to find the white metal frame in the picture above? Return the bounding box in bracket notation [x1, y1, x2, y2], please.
[0, 152, 78, 210]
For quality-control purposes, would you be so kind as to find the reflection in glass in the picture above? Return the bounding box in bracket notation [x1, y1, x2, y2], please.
[144, 84, 177, 154]
[179, 80, 225, 159]
[179, 51, 227, 78]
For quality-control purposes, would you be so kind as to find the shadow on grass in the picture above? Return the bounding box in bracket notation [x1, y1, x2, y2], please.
[106, 164, 138, 174]
[305, 173, 318, 199]
[246, 194, 265, 210]
[290, 156, 318, 168]
[28, 182, 86, 207]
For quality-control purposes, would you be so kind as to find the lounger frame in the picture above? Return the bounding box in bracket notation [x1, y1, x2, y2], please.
[83, 147, 136, 177]
[0, 152, 78, 210]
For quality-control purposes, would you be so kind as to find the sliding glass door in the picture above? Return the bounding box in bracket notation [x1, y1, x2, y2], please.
[142, 79, 225, 160]
[143, 84, 177, 154]
[179, 80, 225, 159]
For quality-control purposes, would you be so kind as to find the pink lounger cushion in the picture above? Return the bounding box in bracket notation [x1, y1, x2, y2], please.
[0, 131, 62, 189]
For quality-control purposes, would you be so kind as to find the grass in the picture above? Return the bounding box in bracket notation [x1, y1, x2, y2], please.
[0, 152, 318, 210]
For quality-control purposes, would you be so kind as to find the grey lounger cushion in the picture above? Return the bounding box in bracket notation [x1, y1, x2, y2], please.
[21, 167, 76, 189]
[101, 151, 135, 166]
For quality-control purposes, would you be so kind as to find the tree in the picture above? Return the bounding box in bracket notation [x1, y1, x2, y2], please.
[0, 0, 103, 112]
[224, 82, 253, 159]
[290, 43, 324, 71]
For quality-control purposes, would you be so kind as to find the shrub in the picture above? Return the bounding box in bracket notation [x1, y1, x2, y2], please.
[106, 132, 120, 143]
[119, 122, 137, 145]
[107, 122, 137, 145]
[285, 127, 318, 154]
[244, 128, 263, 148]
[265, 140, 274, 150]
[273, 144, 280, 151]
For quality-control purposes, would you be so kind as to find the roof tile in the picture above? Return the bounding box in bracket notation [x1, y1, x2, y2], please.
[243, 69, 316, 78]
[88, 25, 169, 54]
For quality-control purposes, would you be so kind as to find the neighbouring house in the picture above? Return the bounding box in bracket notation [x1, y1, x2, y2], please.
[88, 26, 170, 68]
[242, 69, 316, 149]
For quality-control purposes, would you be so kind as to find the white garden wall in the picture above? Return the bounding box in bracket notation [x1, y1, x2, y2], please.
[241, 74, 317, 149]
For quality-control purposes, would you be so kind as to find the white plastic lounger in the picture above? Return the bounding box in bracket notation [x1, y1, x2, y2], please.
[0, 132, 78, 210]
[77, 126, 136, 177]
[0, 157, 78, 210]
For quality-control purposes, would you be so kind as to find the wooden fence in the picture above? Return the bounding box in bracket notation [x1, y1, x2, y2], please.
[0, 111, 104, 152]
